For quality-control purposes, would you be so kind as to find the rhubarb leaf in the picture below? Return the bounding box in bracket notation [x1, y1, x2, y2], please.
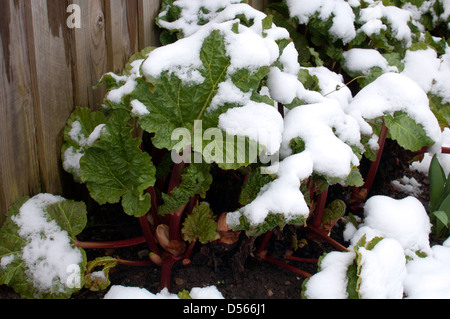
[159, 162, 213, 216]
[80, 109, 156, 217]
[0, 195, 87, 299]
[182, 203, 219, 244]
[384, 112, 435, 152]
[61, 107, 107, 182]
[132, 25, 280, 170]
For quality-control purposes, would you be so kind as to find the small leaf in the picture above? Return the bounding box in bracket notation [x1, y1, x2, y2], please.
[384, 112, 435, 152]
[84, 256, 118, 292]
[182, 203, 219, 244]
[158, 162, 212, 216]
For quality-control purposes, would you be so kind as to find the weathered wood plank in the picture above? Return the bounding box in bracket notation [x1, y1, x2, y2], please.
[249, 0, 267, 12]
[138, 0, 161, 49]
[25, 0, 75, 196]
[104, 0, 139, 73]
[70, 0, 108, 110]
[0, 0, 41, 220]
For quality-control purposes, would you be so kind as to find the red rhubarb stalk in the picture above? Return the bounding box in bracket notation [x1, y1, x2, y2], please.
[262, 256, 312, 278]
[362, 119, 388, 194]
[139, 215, 162, 256]
[160, 255, 182, 291]
[74, 236, 146, 249]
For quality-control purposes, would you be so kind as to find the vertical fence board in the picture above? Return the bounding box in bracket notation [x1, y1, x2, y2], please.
[138, 0, 161, 49]
[25, 0, 75, 196]
[105, 0, 139, 73]
[71, 0, 108, 110]
[0, 0, 41, 221]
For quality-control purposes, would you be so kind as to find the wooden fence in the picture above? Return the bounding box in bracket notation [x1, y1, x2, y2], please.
[0, 0, 268, 224]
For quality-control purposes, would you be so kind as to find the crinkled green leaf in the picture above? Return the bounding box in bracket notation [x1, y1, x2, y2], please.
[239, 169, 274, 206]
[428, 93, 450, 130]
[232, 213, 305, 237]
[61, 107, 107, 182]
[84, 256, 118, 292]
[322, 199, 346, 224]
[159, 162, 212, 216]
[384, 111, 435, 152]
[80, 109, 156, 217]
[0, 196, 87, 299]
[182, 203, 219, 244]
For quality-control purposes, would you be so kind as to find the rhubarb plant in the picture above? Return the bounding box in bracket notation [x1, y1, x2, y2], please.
[0, 194, 88, 299]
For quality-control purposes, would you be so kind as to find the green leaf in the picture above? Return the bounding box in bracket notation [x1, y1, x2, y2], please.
[383, 112, 435, 152]
[239, 169, 274, 206]
[80, 109, 156, 217]
[137, 30, 231, 151]
[61, 107, 107, 182]
[182, 203, 219, 244]
[438, 192, 450, 214]
[322, 199, 346, 224]
[84, 256, 118, 292]
[431, 210, 449, 236]
[159, 162, 212, 216]
[0, 195, 88, 299]
[133, 28, 271, 170]
[429, 154, 447, 212]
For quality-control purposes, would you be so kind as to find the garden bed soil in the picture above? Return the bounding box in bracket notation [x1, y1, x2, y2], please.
[0, 140, 432, 299]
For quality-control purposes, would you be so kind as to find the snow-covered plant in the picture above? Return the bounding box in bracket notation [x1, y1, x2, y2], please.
[0, 194, 88, 299]
[302, 195, 450, 299]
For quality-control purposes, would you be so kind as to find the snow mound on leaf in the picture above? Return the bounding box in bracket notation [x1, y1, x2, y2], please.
[349, 196, 432, 257]
[346, 72, 441, 144]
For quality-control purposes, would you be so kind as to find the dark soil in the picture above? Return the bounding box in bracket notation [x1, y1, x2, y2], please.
[0, 140, 432, 299]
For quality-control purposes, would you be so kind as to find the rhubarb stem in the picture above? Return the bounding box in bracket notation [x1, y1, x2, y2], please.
[74, 236, 146, 249]
[160, 255, 182, 291]
[311, 188, 328, 229]
[139, 215, 162, 256]
[116, 259, 154, 267]
[262, 256, 312, 278]
[363, 119, 388, 194]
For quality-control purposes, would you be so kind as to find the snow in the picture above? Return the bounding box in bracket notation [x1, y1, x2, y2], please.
[356, 196, 432, 257]
[391, 176, 422, 197]
[410, 127, 450, 176]
[303, 251, 355, 299]
[218, 101, 284, 156]
[227, 152, 314, 227]
[104, 285, 224, 299]
[62, 121, 105, 179]
[306, 195, 450, 298]
[281, 100, 361, 180]
[286, 0, 356, 44]
[346, 72, 442, 144]
[107, 75, 138, 104]
[6, 194, 84, 295]
[357, 238, 407, 299]
[401, 48, 441, 92]
[431, 47, 450, 103]
[343, 48, 398, 75]
[359, 2, 413, 46]
[145, 4, 282, 85]
[158, 1, 255, 37]
[404, 241, 450, 299]
[130, 99, 150, 116]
